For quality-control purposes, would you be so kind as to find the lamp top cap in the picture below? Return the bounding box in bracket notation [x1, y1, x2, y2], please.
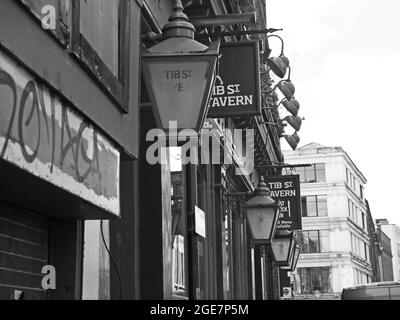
[253, 176, 272, 197]
[163, 0, 195, 39]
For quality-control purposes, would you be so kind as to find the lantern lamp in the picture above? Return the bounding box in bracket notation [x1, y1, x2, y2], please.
[243, 176, 280, 244]
[271, 231, 296, 267]
[141, 0, 220, 133]
[282, 243, 301, 272]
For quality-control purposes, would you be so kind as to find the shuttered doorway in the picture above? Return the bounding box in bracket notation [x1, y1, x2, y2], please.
[0, 200, 49, 300]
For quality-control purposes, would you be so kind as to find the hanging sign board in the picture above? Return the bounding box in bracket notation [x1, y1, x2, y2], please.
[207, 41, 261, 118]
[266, 175, 302, 231]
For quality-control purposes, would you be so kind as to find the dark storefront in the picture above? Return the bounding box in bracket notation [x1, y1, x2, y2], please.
[0, 0, 141, 299]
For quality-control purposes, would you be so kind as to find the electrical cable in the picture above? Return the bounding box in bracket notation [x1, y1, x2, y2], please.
[100, 220, 122, 300]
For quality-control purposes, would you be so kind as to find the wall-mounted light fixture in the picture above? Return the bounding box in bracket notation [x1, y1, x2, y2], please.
[281, 99, 300, 117]
[284, 132, 300, 150]
[283, 115, 303, 132]
[266, 35, 290, 78]
[141, 0, 220, 133]
[264, 97, 300, 117]
[274, 65, 295, 100]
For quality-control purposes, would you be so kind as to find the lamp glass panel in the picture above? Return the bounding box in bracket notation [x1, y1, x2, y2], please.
[246, 206, 275, 240]
[282, 245, 297, 270]
[293, 247, 300, 265]
[146, 60, 210, 129]
[272, 238, 291, 262]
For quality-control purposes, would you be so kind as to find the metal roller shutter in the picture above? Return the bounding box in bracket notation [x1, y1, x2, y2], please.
[0, 200, 49, 300]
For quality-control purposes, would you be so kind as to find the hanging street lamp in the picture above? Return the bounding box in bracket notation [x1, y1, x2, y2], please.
[243, 177, 280, 244]
[271, 231, 296, 267]
[282, 243, 301, 272]
[141, 0, 220, 133]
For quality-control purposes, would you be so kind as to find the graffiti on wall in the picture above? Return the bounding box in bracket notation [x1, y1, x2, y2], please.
[0, 51, 120, 216]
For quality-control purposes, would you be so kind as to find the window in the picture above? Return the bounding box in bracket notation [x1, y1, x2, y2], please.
[297, 268, 332, 294]
[348, 199, 352, 217]
[19, 0, 131, 112]
[300, 230, 330, 253]
[362, 213, 366, 230]
[72, 0, 130, 111]
[351, 233, 369, 262]
[346, 168, 349, 184]
[315, 164, 326, 182]
[351, 234, 354, 251]
[80, 0, 120, 75]
[302, 195, 328, 217]
[296, 164, 326, 183]
[364, 243, 370, 262]
[170, 148, 188, 299]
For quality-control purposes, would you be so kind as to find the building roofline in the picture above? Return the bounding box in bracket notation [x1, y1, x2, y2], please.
[284, 143, 367, 183]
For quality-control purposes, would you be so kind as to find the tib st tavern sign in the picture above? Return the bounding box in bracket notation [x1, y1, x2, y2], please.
[266, 175, 302, 231]
[207, 40, 261, 118]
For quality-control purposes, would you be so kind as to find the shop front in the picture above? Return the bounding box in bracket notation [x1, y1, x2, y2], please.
[138, 0, 289, 300]
[0, 0, 141, 300]
[0, 49, 120, 299]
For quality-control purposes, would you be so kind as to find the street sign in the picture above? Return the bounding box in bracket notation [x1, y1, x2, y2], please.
[266, 175, 302, 231]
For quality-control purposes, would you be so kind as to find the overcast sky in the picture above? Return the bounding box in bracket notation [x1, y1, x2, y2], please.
[267, 0, 400, 225]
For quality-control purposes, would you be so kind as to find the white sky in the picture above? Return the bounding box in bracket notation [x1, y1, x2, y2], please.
[267, 0, 400, 225]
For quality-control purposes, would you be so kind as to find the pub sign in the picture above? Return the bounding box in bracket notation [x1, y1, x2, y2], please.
[266, 175, 302, 231]
[207, 41, 261, 118]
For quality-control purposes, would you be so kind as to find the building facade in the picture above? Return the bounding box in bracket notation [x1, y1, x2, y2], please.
[283, 143, 372, 298]
[376, 227, 394, 281]
[376, 219, 400, 281]
[0, 0, 141, 299]
[1, 0, 294, 300]
[365, 200, 381, 282]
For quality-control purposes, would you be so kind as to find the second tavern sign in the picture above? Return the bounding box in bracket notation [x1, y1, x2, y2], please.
[266, 175, 302, 231]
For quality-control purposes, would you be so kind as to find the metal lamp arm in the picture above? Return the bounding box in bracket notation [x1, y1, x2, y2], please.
[267, 34, 285, 56]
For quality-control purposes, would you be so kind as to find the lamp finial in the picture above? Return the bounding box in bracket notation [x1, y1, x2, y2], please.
[163, 0, 195, 39]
